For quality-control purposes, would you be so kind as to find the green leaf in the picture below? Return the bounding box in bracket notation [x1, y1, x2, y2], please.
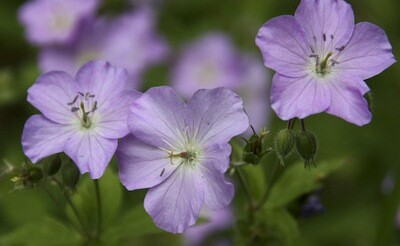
[264, 159, 344, 210]
[262, 208, 300, 245]
[0, 217, 81, 246]
[66, 169, 122, 235]
[102, 204, 163, 244]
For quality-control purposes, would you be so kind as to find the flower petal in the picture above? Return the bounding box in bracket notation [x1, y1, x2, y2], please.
[116, 135, 177, 190]
[336, 22, 396, 80]
[75, 60, 129, 109]
[326, 74, 371, 126]
[199, 143, 234, 210]
[129, 86, 188, 148]
[256, 16, 310, 77]
[295, 0, 354, 52]
[27, 71, 78, 124]
[144, 166, 204, 233]
[64, 131, 117, 179]
[270, 73, 331, 120]
[95, 90, 142, 139]
[22, 115, 76, 163]
[187, 87, 249, 146]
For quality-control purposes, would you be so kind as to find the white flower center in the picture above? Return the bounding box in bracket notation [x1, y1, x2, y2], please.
[67, 92, 98, 129]
[308, 33, 346, 78]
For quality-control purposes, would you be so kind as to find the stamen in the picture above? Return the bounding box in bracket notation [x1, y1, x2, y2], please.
[309, 54, 319, 58]
[309, 45, 315, 54]
[335, 46, 345, 52]
[160, 168, 165, 177]
[68, 95, 78, 105]
[331, 60, 340, 66]
[323, 33, 326, 42]
[71, 107, 79, 112]
[330, 34, 334, 40]
[78, 92, 84, 97]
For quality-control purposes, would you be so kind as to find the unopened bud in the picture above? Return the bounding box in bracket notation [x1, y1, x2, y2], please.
[295, 131, 317, 168]
[61, 160, 80, 190]
[11, 163, 43, 189]
[275, 129, 295, 165]
[242, 127, 268, 165]
[42, 155, 62, 176]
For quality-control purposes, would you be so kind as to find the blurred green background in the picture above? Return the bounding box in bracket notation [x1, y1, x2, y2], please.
[0, 0, 399, 245]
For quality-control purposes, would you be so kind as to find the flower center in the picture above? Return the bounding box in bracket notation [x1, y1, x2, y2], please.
[167, 150, 198, 167]
[308, 33, 345, 77]
[67, 92, 98, 128]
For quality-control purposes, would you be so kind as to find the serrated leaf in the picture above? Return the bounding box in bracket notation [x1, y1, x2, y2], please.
[66, 169, 122, 236]
[0, 217, 81, 246]
[264, 159, 344, 210]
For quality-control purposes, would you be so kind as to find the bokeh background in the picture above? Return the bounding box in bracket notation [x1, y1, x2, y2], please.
[0, 0, 399, 245]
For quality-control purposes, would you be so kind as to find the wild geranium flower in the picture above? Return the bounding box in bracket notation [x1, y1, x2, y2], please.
[22, 60, 141, 179]
[117, 86, 249, 233]
[19, 0, 99, 45]
[39, 8, 168, 88]
[172, 33, 270, 133]
[256, 0, 395, 126]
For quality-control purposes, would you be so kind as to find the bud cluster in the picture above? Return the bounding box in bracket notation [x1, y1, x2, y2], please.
[242, 127, 270, 165]
[6, 154, 81, 192]
[275, 119, 318, 168]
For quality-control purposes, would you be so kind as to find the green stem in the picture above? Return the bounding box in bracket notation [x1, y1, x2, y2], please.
[51, 178, 90, 240]
[235, 168, 255, 209]
[254, 161, 279, 210]
[301, 119, 306, 132]
[93, 179, 102, 240]
[42, 185, 86, 239]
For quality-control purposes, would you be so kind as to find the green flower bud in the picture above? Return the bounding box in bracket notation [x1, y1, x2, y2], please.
[11, 163, 43, 189]
[242, 127, 268, 165]
[42, 155, 62, 176]
[61, 160, 80, 190]
[295, 131, 317, 168]
[275, 129, 295, 165]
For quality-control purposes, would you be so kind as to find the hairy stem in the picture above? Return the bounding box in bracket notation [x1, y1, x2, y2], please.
[93, 179, 102, 241]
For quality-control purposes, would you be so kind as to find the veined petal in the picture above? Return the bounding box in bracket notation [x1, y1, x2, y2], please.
[75, 60, 129, 109]
[64, 131, 117, 179]
[144, 166, 204, 233]
[271, 73, 331, 120]
[295, 0, 354, 53]
[22, 115, 76, 163]
[95, 90, 142, 139]
[117, 135, 177, 190]
[256, 15, 310, 77]
[336, 22, 396, 80]
[199, 143, 234, 210]
[326, 74, 371, 126]
[27, 71, 78, 124]
[129, 86, 188, 148]
[187, 87, 249, 146]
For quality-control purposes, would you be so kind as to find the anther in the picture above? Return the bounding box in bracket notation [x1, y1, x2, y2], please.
[330, 34, 334, 40]
[309, 54, 319, 58]
[309, 45, 315, 53]
[160, 168, 165, 177]
[78, 92, 84, 97]
[71, 107, 79, 112]
[335, 46, 345, 52]
[68, 95, 78, 105]
[323, 33, 326, 42]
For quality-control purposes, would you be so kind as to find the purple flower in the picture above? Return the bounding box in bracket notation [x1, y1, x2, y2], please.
[184, 207, 234, 246]
[117, 86, 249, 233]
[300, 194, 325, 218]
[22, 60, 141, 179]
[256, 0, 395, 126]
[171, 33, 270, 133]
[19, 0, 99, 46]
[39, 8, 168, 89]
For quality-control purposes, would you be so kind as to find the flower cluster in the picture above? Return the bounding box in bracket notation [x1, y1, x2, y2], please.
[19, 0, 395, 237]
